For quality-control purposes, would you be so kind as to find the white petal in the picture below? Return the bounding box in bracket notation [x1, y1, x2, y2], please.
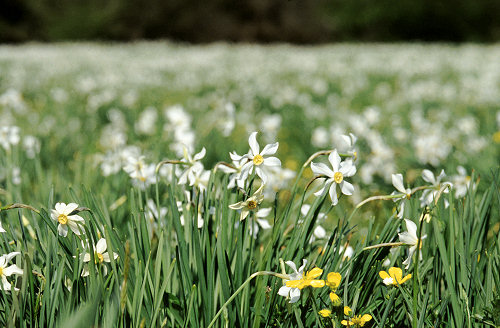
[260, 142, 279, 156]
[422, 170, 435, 184]
[64, 203, 79, 215]
[68, 221, 84, 235]
[3, 264, 23, 276]
[55, 203, 66, 213]
[392, 174, 406, 194]
[399, 232, 417, 245]
[256, 218, 271, 230]
[278, 285, 291, 297]
[311, 162, 334, 177]
[69, 214, 85, 222]
[314, 183, 328, 197]
[50, 209, 59, 221]
[404, 219, 418, 239]
[248, 132, 260, 156]
[313, 225, 326, 239]
[328, 150, 341, 172]
[263, 157, 281, 167]
[256, 207, 272, 217]
[96, 238, 107, 253]
[58, 224, 68, 237]
[340, 181, 354, 196]
[229, 201, 244, 210]
[297, 259, 307, 273]
[340, 159, 356, 177]
[329, 184, 338, 206]
[289, 288, 301, 303]
[284, 262, 297, 275]
[256, 167, 267, 184]
[193, 147, 206, 161]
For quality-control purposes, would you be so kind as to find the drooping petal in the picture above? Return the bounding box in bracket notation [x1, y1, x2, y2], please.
[398, 232, 417, 245]
[311, 162, 335, 178]
[285, 261, 298, 274]
[340, 181, 354, 196]
[248, 132, 260, 156]
[67, 221, 84, 235]
[256, 218, 271, 230]
[404, 219, 418, 240]
[260, 142, 279, 156]
[4, 251, 21, 263]
[392, 173, 406, 194]
[69, 214, 85, 222]
[278, 285, 291, 297]
[256, 207, 272, 217]
[328, 149, 341, 172]
[297, 259, 307, 273]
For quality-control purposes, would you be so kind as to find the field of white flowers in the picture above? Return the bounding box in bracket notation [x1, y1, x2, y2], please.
[0, 42, 499, 327]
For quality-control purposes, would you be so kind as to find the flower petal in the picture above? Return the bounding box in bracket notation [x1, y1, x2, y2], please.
[329, 184, 338, 206]
[289, 287, 301, 303]
[64, 203, 79, 215]
[96, 238, 107, 254]
[328, 150, 341, 172]
[58, 224, 68, 237]
[248, 132, 260, 156]
[263, 156, 281, 167]
[340, 181, 354, 196]
[388, 267, 403, 282]
[311, 162, 334, 177]
[3, 264, 23, 276]
[193, 147, 206, 161]
[392, 173, 406, 194]
[404, 219, 417, 239]
[261, 142, 279, 156]
[422, 169, 435, 184]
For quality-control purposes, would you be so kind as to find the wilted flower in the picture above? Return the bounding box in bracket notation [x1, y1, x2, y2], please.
[51, 203, 85, 237]
[311, 149, 356, 206]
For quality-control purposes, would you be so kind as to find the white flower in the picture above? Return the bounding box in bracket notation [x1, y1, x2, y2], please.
[398, 219, 426, 269]
[0, 126, 20, 151]
[177, 147, 206, 186]
[51, 203, 85, 237]
[229, 185, 265, 221]
[248, 207, 272, 238]
[340, 133, 358, 159]
[219, 151, 247, 189]
[0, 222, 5, 233]
[391, 173, 411, 218]
[239, 132, 281, 184]
[278, 259, 307, 303]
[310, 149, 356, 206]
[451, 166, 473, 198]
[81, 238, 118, 277]
[420, 169, 452, 207]
[0, 251, 23, 291]
[123, 155, 156, 189]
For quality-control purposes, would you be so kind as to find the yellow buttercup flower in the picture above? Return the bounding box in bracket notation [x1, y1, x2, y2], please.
[329, 292, 342, 306]
[342, 306, 372, 327]
[326, 272, 341, 291]
[318, 309, 332, 318]
[379, 267, 412, 286]
[285, 267, 325, 289]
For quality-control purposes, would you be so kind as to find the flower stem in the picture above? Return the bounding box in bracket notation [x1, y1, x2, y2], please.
[207, 271, 288, 328]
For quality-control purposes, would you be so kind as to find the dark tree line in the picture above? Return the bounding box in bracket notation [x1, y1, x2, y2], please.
[1, 0, 499, 43]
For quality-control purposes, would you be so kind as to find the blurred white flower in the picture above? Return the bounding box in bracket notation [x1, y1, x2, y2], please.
[22, 135, 41, 159]
[420, 169, 452, 207]
[0, 126, 20, 151]
[177, 147, 206, 186]
[311, 149, 356, 206]
[451, 166, 473, 198]
[135, 106, 158, 135]
[50, 203, 85, 237]
[123, 155, 156, 189]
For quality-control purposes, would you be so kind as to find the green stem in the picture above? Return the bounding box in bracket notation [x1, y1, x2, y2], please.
[207, 271, 288, 328]
[412, 212, 426, 328]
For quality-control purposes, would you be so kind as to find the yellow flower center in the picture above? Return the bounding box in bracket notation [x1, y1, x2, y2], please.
[253, 154, 264, 165]
[0, 267, 3, 276]
[351, 316, 364, 324]
[95, 252, 104, 264]
[58, 214, 68, 225]
[247, 200, 258, 210]
[334, 172, 343, 184]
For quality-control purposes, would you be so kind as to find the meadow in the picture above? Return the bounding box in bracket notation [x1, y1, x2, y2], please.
[0, 42, 499, 327]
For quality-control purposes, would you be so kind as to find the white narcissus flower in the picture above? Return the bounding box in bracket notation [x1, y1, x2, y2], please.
[248, 207, 272, 238]
[451, 166, 473, 198]
[51, 203, 85, 237]
[0, 251, 23, 291]
[391, 173, 411, 218]
[311, 149, 356, 206]
[239, 132, 281, 184]
[123, 155, 156, 189]
[420, 169, 453, 208]
[218, 151, 247, 190]
[177, 147, 206, 186]
[278, 259, 307, 303]
[398, 219, 426, 269]
[81, 238, 119, 277]
[229, 185, 265, 221]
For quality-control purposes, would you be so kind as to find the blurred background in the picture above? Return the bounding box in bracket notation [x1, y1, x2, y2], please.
[1, 0, 500, 43]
